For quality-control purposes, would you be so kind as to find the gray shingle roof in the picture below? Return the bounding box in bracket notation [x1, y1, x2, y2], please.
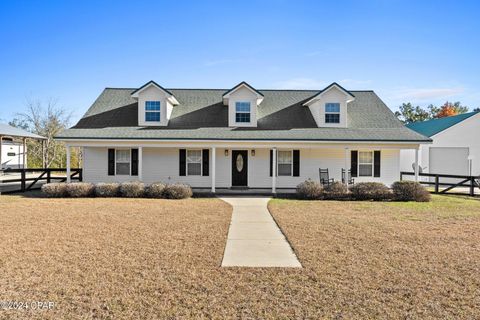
[0, 123, 46, 139]
[57, 88, 430, 142]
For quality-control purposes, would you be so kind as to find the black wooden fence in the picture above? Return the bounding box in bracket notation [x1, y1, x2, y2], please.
[400, 171, 480, 196]
[0, 168, 82, 194]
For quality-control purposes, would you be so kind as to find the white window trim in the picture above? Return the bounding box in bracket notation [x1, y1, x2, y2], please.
[277, 149, 293, 177]
[235, 101, 251, 124]
[325, 102, 340, 124]
[358, 150, 374, 177]
[186, 149, 203, 176]
[145, 101, 161, 122]
[115, 148, 131, 176]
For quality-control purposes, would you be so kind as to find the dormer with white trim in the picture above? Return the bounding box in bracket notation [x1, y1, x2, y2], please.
[303, 82, 355, 128]
[132, 81, 179, 127]
[223, 81, 264, 127]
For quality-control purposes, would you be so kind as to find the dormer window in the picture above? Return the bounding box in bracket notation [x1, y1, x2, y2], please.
[325, 103, 340, 123]
[235, 102, 251, 123]
[145, 101, 161, 122]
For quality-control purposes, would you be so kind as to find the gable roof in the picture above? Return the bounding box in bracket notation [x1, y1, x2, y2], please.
[406, 111, 479, 137]
[0, 123, 46, 139]
[222, 81, 264, 97]
[130, 80, 174, 96]
[303, 82, 355, 106]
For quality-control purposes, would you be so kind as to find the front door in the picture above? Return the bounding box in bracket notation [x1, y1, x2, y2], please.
[232, 150, 248, 187]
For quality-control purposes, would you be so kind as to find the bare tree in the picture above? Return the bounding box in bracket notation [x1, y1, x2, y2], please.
[9, 97, 79, 168]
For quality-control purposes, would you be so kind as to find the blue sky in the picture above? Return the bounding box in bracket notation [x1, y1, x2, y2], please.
[0, 0, 479, 124]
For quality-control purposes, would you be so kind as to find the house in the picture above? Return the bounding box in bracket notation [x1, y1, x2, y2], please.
[400, 111, 480, 177]
[56, 81, 430, 193]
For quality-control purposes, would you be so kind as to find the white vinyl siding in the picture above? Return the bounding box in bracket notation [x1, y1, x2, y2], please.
[82, 147, 400, 187]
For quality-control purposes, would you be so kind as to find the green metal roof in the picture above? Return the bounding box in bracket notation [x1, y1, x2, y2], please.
[406, 111, 479, 137]
[57, 87, 431, 142]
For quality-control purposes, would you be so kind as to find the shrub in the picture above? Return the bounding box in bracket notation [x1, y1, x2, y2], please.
[324, 181, 349, 200]
[65, 182, 95, 198]
[94, 183, 120, 197]
[119, 181, 145, 198]
[350, 182, 392, 201]
[41, 183, 68, 198]
[392, 181, 431, 202]
[296, 180, 324, 200]
[145, 182, 166, 198]
[163, 183, 193, 199]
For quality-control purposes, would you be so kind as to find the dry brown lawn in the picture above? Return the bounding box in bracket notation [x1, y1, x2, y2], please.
[1, 194, 479, 319]
[269, 195, 480, 319]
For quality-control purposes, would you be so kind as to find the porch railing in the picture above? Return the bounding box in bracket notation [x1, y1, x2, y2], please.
[0, 168, 82, 194]
[400, 171, 480, 196]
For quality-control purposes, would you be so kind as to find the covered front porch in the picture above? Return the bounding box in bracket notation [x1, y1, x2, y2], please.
[65, 141, 422, 193]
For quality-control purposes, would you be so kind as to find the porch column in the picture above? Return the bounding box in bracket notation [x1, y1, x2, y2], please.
[211, 147, 216, 193]
[0, 135, 2, 170]
[414, 148, 419, 182]
[344, 147, 349, 186]
[272, 147, 277, 193]
[66, 145, 71, 183]
[138, 146, 143, 181]
[23, 138, 27, 169]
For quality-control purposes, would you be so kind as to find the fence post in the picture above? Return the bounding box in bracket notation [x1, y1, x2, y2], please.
[21, 170, 26, 192]
[435, 175, 439, 193]
[471, 177, 475, 197]
[79, 169, 83, 182]
[47, 170, 51, 183]
[400, 172, 403, 181]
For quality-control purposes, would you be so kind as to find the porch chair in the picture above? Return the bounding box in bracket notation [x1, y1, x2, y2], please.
[319, 168, 334, 186]
[341, 168, 355, 186]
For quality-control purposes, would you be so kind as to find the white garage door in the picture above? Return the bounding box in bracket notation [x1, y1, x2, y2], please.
[429, 147, 469, 175]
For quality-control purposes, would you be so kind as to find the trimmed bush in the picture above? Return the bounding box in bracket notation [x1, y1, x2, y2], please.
[94, 183, 120, 197]
[145, 182, 166, 198]
[162, 183, 193, 199]
[350, 182, 392, 201]
[41, 183, 68, 198]
[392, 181, 431, 202]
[296, 180, 324, 200]
[119, 181, 145, 198]
[66, 182, 95, 198]
[324, 181, 349, 200]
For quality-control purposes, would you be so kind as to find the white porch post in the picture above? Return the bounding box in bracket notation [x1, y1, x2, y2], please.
[138, 147, 143, 181]
[66, 145, 71, 183]
[23, 138, 27, 169]
[272, 147, 277, 193]
[414, 148, 419, 182]
[211, 147, 216, 193]
[0, 135, 2, 170]
[344, 147, 349, 186]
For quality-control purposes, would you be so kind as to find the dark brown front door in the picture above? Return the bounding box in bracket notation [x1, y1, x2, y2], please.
[232, 150, 248, 187]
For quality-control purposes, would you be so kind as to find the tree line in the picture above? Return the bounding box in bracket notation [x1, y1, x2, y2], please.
[395, 101, 480, 124]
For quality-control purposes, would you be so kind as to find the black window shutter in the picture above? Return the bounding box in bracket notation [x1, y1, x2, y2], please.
[374, 150, 381, 177]
[131, 149, 138, 176]
[202, 149, 209, 176]
[269, 150, 273, 176]
[293, 150, 300, 177]
[351, 150, 358, 177]
[179, 149, 186, 176]
[108, 149, 115, 176]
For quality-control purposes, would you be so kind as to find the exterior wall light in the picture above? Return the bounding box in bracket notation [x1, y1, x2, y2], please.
[251, 150, 255, 156]
[225, 149, 229, 157]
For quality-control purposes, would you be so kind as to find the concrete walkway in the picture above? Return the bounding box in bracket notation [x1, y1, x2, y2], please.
[220, 197, 301, 268]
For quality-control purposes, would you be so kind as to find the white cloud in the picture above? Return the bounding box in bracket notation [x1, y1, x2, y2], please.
[392, 87, 465, 101]
[275, 78, 327, 89]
